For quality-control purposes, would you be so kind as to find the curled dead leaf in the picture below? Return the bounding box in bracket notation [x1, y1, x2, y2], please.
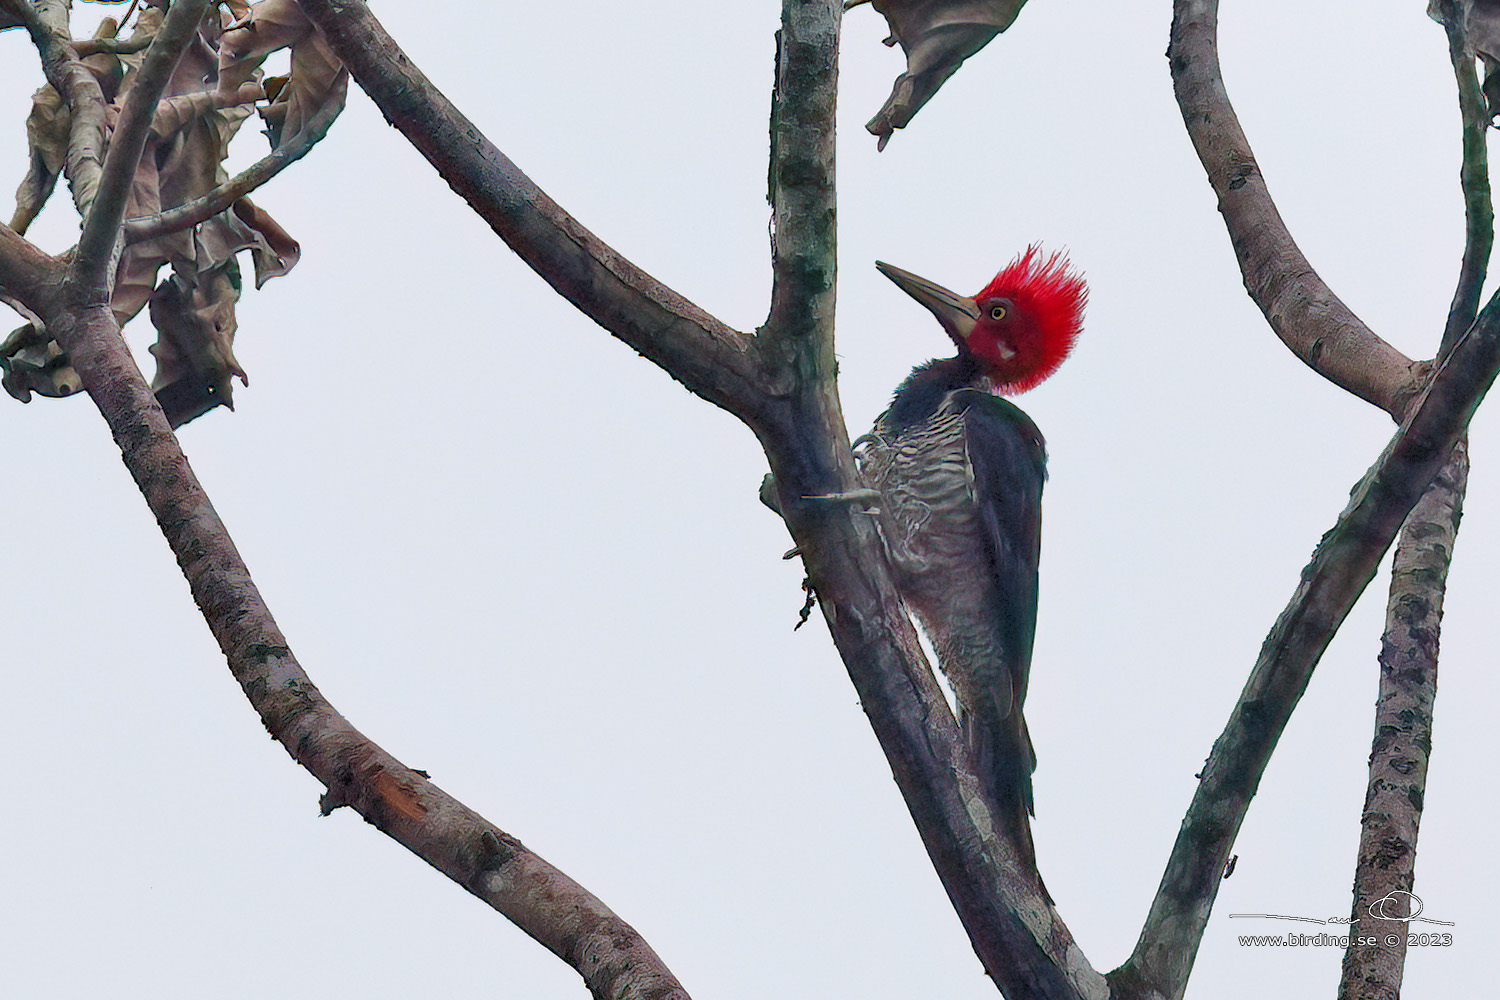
[219, 0, 349, 150]
[10, 17, 126, 233]
[148, 262, 248, 427]
[1, 323, 83, 402]
[849, 0, 1029, 150]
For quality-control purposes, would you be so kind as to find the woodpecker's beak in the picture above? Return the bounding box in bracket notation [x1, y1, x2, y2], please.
[875, 261, 979, 343]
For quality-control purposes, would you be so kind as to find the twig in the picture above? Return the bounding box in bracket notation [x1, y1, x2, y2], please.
[296, 0, 762, 422]
[1167, 0, 1418, 417]
[124, 89, 346, 244]
[73, 0, 210, 296]
[73, 35, 151, 57]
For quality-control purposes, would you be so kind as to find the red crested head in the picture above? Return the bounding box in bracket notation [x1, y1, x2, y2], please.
[875, 248, 1087, 398]
[967, 245, 1087, 395]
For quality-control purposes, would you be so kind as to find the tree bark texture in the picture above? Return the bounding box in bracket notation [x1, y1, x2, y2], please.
[1168, 0, 1418, 417]
[1338, 445, 1466, 1000]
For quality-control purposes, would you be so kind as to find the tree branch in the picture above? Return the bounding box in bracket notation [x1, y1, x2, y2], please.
[753, 5, 1102, 995]
[73, 0, 211, 297]
[1337, 443, 1465, 1000]
[41, 293, 690, 1000]
[1117, 278, 1500, 997]
[1338, 13, 1486, 993]
[0, 222, 62, 310]
[1438, 0, 1493, 356]
[1168, 0, 1419, 416]
[763, 0, 838, 354]
[123, 88, 345, 245]
[753, 406, 1105, 998]
[295, 0, 763, 421]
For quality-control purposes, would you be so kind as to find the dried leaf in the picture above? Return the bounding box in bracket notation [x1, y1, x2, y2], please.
[11, 86, 69, 235]
[231, 196, 300, 287]
[850, 0, 1029, 150]
[148, 261, 247, 427]
[262, 31, 346, 149]
[219, 0, 348, 150]
[218, 0, 315, 98]
[0, 323, 82, 403]
[4, 0, 315, 424]
[10, 18, 124, 233]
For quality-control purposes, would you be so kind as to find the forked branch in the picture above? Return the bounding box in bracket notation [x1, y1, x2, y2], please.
[1116, 4, 1500, 997]
[1118, 280, 1500, 998]
[1338, 9, 1489, 995]
[1337, 444, 1466, 1000]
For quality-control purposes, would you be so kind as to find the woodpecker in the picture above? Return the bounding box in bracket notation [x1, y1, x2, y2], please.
[856, 247, 1085, 868]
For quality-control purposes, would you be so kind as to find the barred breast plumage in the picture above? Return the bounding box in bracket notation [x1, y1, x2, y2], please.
[857, 391, 1024, 722]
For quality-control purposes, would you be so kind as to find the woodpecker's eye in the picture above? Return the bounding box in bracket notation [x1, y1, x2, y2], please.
[989, 304, 1008, 321]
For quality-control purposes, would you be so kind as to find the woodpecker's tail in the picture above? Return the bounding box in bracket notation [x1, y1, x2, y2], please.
[967, 710, 1047, 899]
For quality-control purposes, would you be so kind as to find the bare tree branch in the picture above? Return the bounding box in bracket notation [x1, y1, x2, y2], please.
[1438, 0, 1494, 355]
[295, 0, 763, 421]
[73, 0, 211, 296]
[1337, 443, 1465, 1000]
[761, 6, 1103, 996]
[1117, 273, 1500, 996]
[38, 296, 690, 1000]
[1128, 10, 1500, 983]
[763, 0, 838, 353]
[1338, 13, 1487, 993]
[123, 88, 345, 245]
[770, 1, 1108, 990]
[0, 221, 60, 309]
[1168, 0, 1419, 416]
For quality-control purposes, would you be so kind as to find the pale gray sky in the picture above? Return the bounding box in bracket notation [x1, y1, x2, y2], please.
[2, 2, 1494, 997]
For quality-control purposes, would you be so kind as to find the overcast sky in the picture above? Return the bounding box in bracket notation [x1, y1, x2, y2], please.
[2, 2, 1495, 998]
